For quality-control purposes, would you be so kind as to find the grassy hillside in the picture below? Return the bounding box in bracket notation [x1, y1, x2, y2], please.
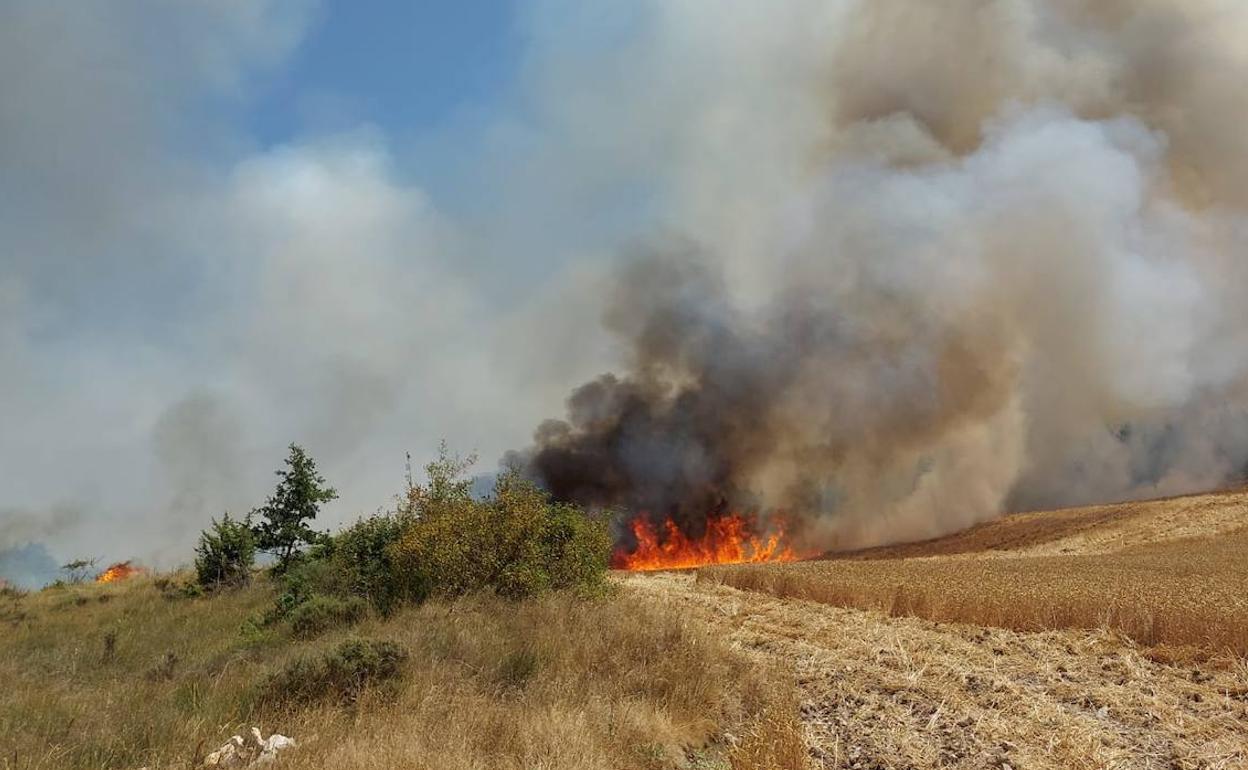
[0, 575, 805, 770]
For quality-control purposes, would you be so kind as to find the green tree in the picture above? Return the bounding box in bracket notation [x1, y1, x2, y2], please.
[252, 444, 338, 571]
[194, 513, 256, 588]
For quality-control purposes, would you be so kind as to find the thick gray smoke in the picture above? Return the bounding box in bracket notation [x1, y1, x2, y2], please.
[6, 1, 1248, 573]
[516, 0, 1248, 551]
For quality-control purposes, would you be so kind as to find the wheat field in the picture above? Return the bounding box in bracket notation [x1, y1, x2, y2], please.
[654, 490, 1248, 768]
[702, 489, 1248, 653]
[628, 571, 1248, 770]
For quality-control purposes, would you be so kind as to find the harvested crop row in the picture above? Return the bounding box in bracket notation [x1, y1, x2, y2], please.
[627, 571, 1248, 770]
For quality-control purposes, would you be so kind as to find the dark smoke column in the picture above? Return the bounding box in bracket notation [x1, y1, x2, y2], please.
[508, 241, 1021, 554]
[506, 253, 800, 542]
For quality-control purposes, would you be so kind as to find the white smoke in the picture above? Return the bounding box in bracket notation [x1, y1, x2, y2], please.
[515, 0, 1248, 549]
[5, 0, 1248, 571]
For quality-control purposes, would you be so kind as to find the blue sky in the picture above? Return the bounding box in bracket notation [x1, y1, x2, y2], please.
[247, 2, 522, 146]
[0, 0, 675, 570]
[5, 0, 1248, 585]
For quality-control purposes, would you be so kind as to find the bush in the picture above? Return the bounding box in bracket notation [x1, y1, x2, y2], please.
[541, 502, 613, 594]
[388, 454, 611, 602]
[159, 580, 204, 601]
[194, 514, 255, 588]
[256, 585, 309, 627]
[299, 512, 409, 614]
[288, 594, 368, 638]
[257, 638, 407, 707]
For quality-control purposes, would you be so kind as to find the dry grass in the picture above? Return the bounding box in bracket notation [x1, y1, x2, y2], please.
[703, 529, 1248, 653]
[629, 571, 1248, 770]
[0, 575, 805, 770]
[705, 490, 1248, 654]
[834, 488, 1248, 561]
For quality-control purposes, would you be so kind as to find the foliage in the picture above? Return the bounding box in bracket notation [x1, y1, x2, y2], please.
[389, 448, 611, 602]
[60, 558, 98, 585]
[256, 637, 407, 707]
[288, 594, 368, 638]
[257, 585, 310, 627]
[296, 511, 410, 614]
[539, 500, 614, 594]
[154, 576, 204, 601]
[178, 581, 205, 599]
[251, 444, 338, 571]
[194, 513, 256, 588]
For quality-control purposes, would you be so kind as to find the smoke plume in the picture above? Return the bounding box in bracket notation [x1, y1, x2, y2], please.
[515, 0, 1248, 551]
[6, 1, 1248, 568]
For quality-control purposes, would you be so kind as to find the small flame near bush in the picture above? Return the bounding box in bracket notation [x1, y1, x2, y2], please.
[613, 513, 800, 571]
[96, 561, 143, 584]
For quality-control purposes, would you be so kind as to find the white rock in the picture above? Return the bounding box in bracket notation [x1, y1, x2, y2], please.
[200, 728, 295, 768]
[202, 740, 243, 767]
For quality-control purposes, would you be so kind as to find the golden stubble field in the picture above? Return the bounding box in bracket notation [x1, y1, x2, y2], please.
[703, 489, 1248, 653]
[643, 489, 1248, 768]
[625, 571, 1248, 770]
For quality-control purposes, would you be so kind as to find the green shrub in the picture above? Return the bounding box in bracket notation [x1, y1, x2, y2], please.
[288, 512, 409, 614]
[388, 454, 611, 602]
[257, 586, 308, 627]
[288, 594, 367, 638]
[541, 502, 613, 594]
[194, 514, 255, 588]
[256, 638, 407, 707]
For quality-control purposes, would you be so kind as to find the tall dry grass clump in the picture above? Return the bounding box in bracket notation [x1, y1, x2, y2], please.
[274, 589, 804, 770]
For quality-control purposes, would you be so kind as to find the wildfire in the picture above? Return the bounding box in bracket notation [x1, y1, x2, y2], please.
[96, 561, 143, 584]
[613, 513, 800, 571]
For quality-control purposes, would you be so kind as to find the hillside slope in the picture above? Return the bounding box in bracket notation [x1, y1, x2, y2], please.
[834, 488, 1248, 560]
[0, 576, 803, 770]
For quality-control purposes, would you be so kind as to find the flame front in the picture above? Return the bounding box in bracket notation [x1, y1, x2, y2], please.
[96, 561, 142, 584]
[613, 513, 799, 571]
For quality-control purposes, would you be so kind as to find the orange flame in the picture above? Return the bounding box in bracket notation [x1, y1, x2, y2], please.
[613, 513, 800, 571]
[96, 561, 143, 584]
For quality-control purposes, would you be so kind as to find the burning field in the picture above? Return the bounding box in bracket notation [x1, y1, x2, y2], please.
[627, 488, 1248, 769]
[700, 489, 1248, 651]
[612, 512, 801, 571]
[481, 0, 1248, 584]
[95, 561, 143, 584]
